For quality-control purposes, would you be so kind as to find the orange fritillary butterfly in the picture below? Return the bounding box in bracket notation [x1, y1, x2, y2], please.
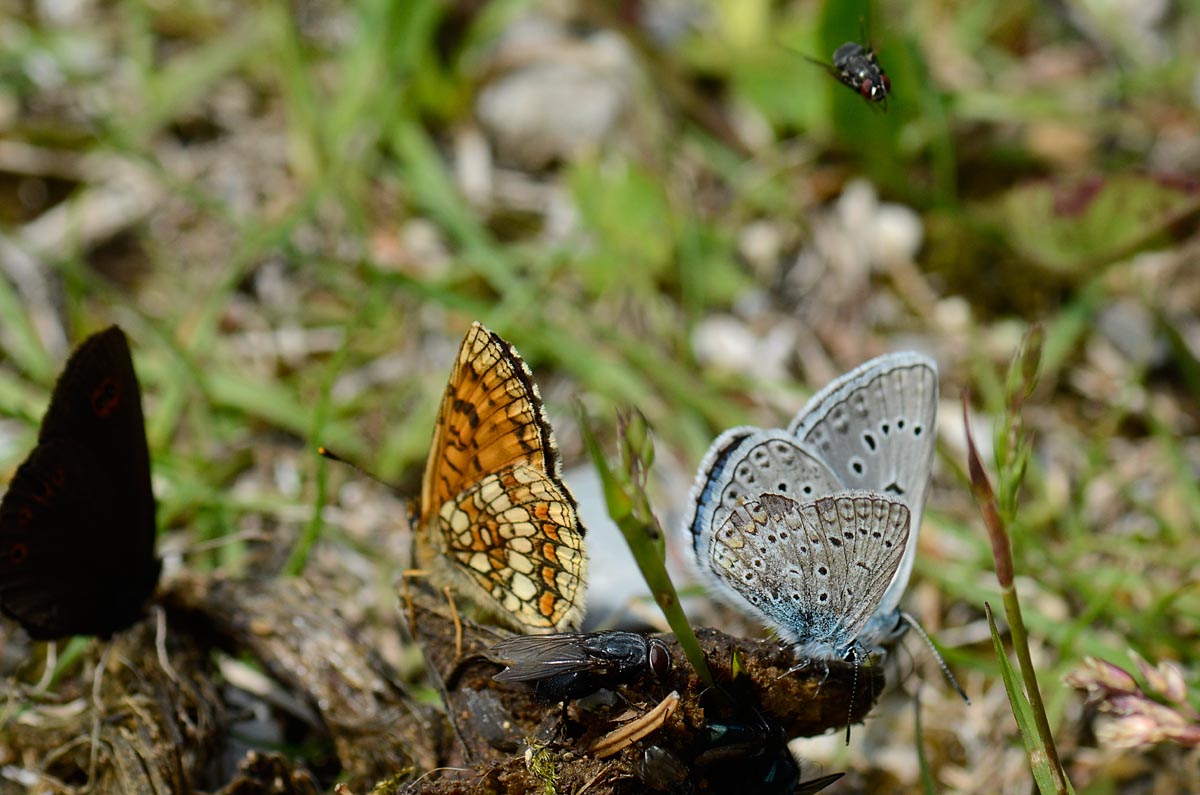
[414, 322, 587, 633]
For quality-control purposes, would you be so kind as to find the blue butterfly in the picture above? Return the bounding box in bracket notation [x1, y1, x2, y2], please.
[683, 353, 938, 663]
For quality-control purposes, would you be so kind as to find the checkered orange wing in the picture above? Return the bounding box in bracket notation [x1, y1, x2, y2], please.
[416, 322, 587, 633]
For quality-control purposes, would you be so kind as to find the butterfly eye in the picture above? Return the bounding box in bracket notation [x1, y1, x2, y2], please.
[90, 377, 121, 418]
[17, 506, 33, 524]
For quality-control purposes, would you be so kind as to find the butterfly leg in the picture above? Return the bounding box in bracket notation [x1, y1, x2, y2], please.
[441, 585, 464, 659]
[32, 641, 57, 693]
[777, 658, 816, 686]
[809, 659, 833, 698]
[398, 568, 431, 635]
[88, 642, 114, 781]
[153, 605, 181, 685]
[408, 574, 465, 661]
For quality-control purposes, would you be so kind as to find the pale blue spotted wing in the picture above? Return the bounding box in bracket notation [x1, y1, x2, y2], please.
[683, 351, 938, 659]
[787, 353, 938, 647]
[706, 492, 910, 661]
[683, 427, 843, 569]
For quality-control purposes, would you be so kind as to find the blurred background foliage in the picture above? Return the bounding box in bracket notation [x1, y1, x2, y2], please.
[1, 0, 1199, 791]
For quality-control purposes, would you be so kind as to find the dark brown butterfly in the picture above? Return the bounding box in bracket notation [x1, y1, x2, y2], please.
[0, 326, 160, 640]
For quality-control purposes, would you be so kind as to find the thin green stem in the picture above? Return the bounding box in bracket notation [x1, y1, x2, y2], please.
[1001, 584, 1067, 792]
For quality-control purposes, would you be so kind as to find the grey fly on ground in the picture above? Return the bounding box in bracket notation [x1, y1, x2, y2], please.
[807, 39, 891, 107]
[490, 630, 671, 703]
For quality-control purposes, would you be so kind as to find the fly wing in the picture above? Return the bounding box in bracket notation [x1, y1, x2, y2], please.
[802, 54, 846, 83]
[490, 633, 603, 682]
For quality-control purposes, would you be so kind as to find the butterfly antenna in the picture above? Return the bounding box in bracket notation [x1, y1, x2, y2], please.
[848, 651, 862, 744]
[317, 446, 400, 494]
[901, 612, 969, 703]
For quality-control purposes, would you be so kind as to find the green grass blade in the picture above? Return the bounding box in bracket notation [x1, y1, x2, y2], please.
[986, 604, 1075, 795]
[284, 331, 351, 576]
[0, 270, 53, 381]
[579, 409, 713, 688]
[913, 687, 938, 795]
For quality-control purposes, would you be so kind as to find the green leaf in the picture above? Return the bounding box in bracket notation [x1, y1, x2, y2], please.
[987, 604, 1076, 795]
[913, 688, 937, 795]
[0, 274, 54, 381]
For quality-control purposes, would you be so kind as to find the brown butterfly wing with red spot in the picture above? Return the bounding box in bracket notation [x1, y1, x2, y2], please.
[0, 326, 160, 639]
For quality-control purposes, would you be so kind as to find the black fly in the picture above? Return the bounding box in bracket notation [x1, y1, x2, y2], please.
[695, 709, 845, 795]
[832, 41, 890, 104]
[805, 29, 891, 107]
[490, 630, 671, 703]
